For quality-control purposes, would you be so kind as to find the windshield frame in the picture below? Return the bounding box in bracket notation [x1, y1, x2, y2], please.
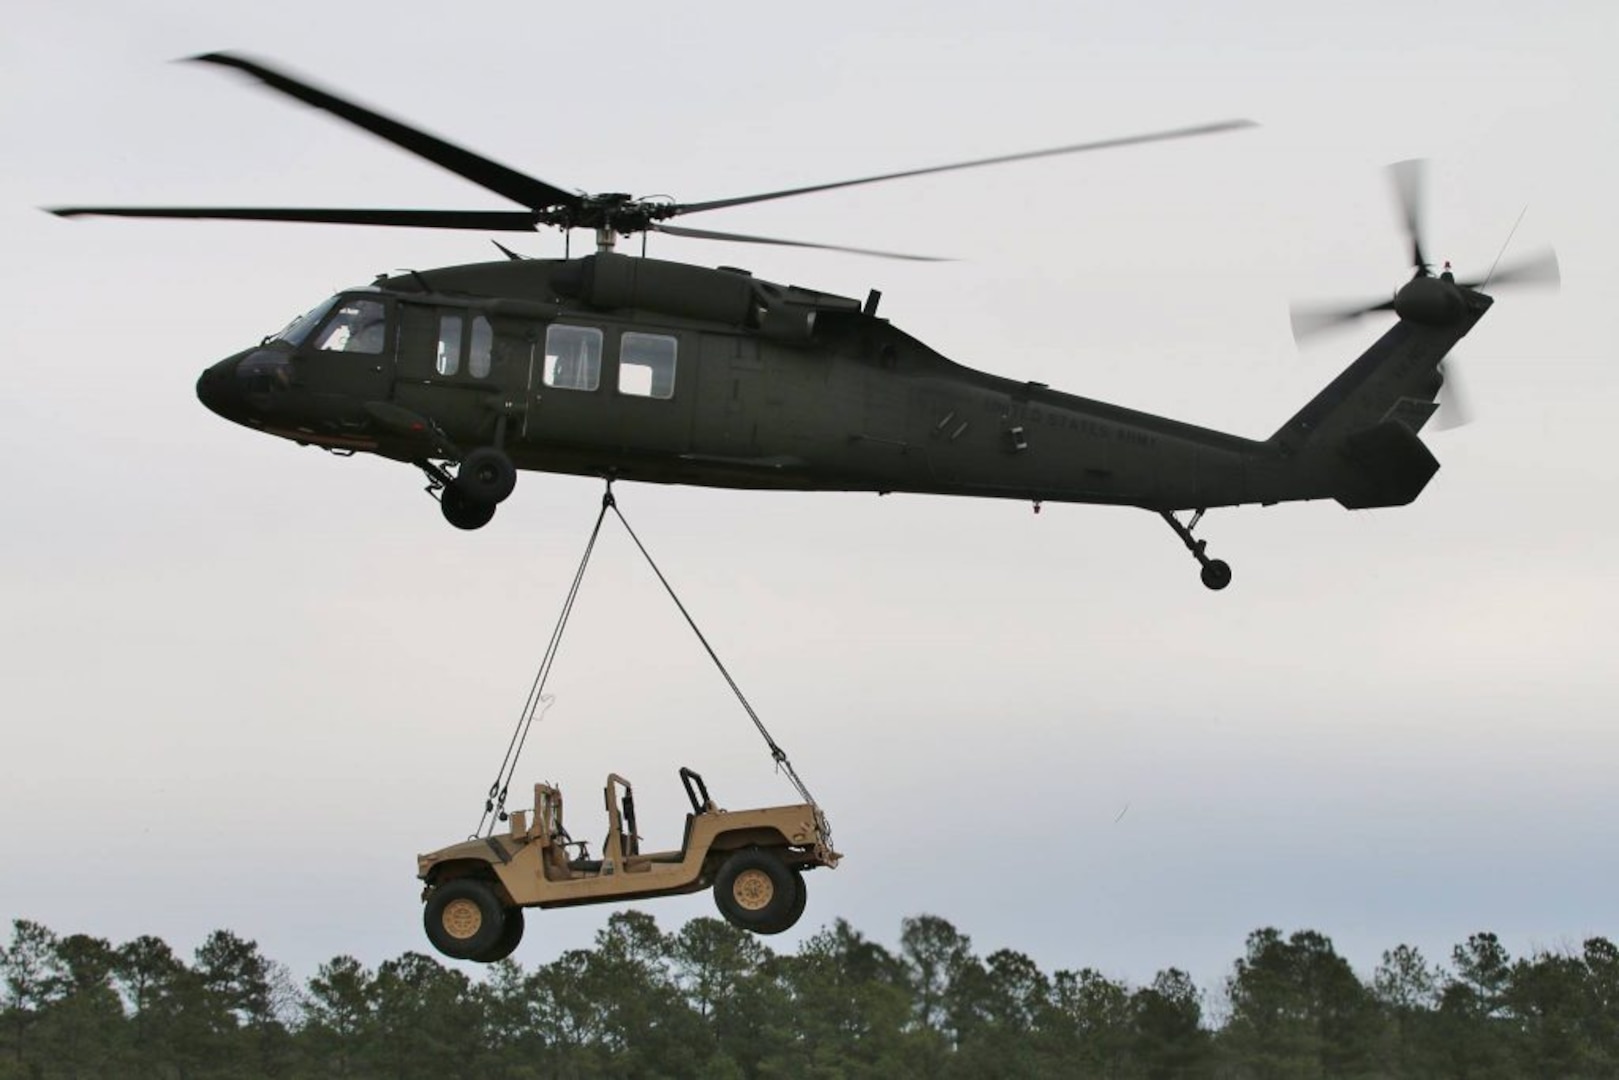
[268, 295, 342, 348]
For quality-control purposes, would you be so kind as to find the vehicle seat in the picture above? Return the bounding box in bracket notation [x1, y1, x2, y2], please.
[644, 813, 695, 864]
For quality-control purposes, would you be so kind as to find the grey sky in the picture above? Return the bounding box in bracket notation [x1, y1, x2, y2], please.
[2, 0, 1614, 994]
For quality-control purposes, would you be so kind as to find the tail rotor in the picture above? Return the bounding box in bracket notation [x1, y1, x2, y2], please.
[1288, 160, 1559, 428]
[1289, 159, 1559, 343]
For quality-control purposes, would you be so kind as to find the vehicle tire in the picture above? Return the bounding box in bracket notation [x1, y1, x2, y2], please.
[474, 905, 525, 963]
[1200, 559, 1232, 591]
[441, 481, 496, 530]
[459, 447, 517, 505]
[752, 870, 807, 935]
[713, 848, 797, 934]
[423, 878, 506, 961]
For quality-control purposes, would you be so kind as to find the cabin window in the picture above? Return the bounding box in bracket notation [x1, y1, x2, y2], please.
[544, 324, 602, 392]
[314, 298, 387, 354]
[469, 316, 493, 378]
[436, 314, 462, 376]
[619, 332, 677, 399]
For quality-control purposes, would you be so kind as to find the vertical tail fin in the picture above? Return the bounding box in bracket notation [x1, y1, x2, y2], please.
[1271, 298, 1486, 509]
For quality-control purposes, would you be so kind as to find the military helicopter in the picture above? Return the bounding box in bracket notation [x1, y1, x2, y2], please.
[52, 54, 1558, 589]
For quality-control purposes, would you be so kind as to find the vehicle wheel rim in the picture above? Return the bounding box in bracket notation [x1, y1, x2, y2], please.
[733, 868, 775, 910]
[442, 897, 484, 939]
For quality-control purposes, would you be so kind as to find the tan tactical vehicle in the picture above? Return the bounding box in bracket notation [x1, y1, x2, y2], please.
[418, 767, 839, 962]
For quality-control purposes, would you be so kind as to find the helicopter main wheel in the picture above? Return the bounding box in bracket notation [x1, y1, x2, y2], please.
[458, 447, 517, 505]
[1200, 559, 1233, 591]
[424, 877, 506, 961]
[713, 849, 799, 934]
[440, 481, 496, 530]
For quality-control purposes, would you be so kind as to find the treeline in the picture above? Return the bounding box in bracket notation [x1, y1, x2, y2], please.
[3, 914, 1616, 1079]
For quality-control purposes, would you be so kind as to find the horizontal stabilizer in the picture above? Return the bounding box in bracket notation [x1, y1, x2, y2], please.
[1335, 421, 1440, 509]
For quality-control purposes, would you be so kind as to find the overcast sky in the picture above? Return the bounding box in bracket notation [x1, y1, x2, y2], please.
[2, 1, 1615, 994]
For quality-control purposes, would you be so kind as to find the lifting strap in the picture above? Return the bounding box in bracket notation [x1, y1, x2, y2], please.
[476, 484, 818, 836]
[475, 492, 612, 837]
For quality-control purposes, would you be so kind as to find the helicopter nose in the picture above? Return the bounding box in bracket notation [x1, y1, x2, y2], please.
[197, 347, 296, 421]
[196, 356, 243, 419]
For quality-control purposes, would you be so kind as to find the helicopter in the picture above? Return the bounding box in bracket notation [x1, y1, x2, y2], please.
[51, 53, 1559, 590]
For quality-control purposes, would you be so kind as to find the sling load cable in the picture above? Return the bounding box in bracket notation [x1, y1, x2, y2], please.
[476, 483, 826, 842]
[605, 495, 822, 816]
[474, 491, 613, 837]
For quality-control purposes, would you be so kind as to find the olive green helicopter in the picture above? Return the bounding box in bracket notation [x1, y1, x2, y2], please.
[51, 53, 1558, 589]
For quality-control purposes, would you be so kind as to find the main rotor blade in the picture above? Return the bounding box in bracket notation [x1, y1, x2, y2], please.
[651, 222, 949, 261]
[668, 119, 1257, 217]
[1389, 158, 1428, 272]
[189, 52, 579, 213]
[1464, 248, 1560, 291]
[48, 205, 543, 231]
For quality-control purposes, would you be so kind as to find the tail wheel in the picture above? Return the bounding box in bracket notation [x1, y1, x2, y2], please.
[714, 849, 798, 934]
[424, 878, 506, 960]
[458, 447, 518, 505]
[440, 481, 496, 530]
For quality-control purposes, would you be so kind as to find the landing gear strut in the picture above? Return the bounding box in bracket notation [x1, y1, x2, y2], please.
[418, 452, 515, 531]
[1160, 510, 1232, 591]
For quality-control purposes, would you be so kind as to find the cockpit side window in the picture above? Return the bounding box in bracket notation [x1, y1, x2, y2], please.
[543, 324, 602, 392]
[314, 298, 388, 354]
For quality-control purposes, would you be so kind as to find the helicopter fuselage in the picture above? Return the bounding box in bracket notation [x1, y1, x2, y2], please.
[57, 53, 1539, 588]
[194, 251, 1490, 587]
[201, 252, 1425, 512]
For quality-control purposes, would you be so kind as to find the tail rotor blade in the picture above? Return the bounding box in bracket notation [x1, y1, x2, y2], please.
[1388, 158, 1429, 273]
[1289, 297, 1396, 342]
[1432, 360, 1474, 430]
[1467, 248, 1561, 291]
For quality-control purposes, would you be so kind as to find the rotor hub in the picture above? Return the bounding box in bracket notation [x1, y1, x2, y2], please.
[1392, 274, 1467, 326]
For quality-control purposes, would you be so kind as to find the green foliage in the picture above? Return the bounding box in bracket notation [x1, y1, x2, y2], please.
[1134, 968, 1210, 1078]
[2, 914, 1616, 1079]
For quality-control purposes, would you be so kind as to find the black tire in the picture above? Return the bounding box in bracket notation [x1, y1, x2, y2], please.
[474, 905, 525, 963]
[752, 870, 807, 935]
[441, 481, 496, 531]
[459, 448, 517, 505]
[1200, 559, 1233, 591]
[713, 849, 797, 934]
[423, 878, 505, 961]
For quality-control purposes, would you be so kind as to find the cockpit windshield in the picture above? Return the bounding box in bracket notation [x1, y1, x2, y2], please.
[269, 295, 341, 347]
[268, 294, 388, 353]
[312, 298, 388, 354]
